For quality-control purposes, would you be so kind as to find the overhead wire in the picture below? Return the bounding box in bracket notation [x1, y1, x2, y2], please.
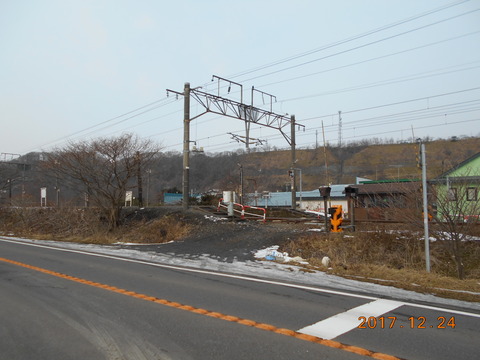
[68, 97, 179, 141]
[237, 7, 480, 83]
[300, 86, 480, 121]
[227, 0, 471, 79]
[339, 117, 480, 144]
[24, 96, 176, 152]
[281, 61, 480, 103]
[186, 2, 477, 103]
[257, 30, 480, 89]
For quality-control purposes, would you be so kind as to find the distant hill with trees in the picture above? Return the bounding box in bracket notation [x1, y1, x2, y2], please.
[1, 136, 479, 206]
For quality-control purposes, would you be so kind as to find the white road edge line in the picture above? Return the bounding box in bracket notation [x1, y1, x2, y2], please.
[298, 299, 404, 339]
[1, 237, 480, 319]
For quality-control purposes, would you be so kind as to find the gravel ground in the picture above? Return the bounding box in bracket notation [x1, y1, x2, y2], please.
[120, 206, 309, 263]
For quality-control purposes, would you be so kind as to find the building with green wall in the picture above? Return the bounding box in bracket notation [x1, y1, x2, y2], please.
[433, 152, 480, 221]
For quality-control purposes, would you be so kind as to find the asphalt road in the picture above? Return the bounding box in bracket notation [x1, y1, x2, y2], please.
[1, 237, 479, 360]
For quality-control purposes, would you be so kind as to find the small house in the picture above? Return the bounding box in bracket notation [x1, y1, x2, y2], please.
[432, 151, 480, 221]
[350, 180, 422, 222]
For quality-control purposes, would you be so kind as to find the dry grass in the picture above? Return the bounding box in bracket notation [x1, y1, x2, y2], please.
[115, 215, 193, 244]
[0, 207, 105, 239]
[330, 265, 480, 303]
[280, 227, 480, 302]
[0, 207, 193, 245]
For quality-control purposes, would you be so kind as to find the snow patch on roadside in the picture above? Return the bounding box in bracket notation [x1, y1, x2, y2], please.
[254, 245, 309, 264]
[114, 241, 175, 246]
[204, 215, 228, 222]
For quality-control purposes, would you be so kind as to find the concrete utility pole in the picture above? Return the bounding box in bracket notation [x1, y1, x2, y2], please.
[237, 163, 243, 205]
[294, 167, 302, 208]
[290, 115, 296, 210]
[183, 82, 191, 211]
[420, 143, 431, 272]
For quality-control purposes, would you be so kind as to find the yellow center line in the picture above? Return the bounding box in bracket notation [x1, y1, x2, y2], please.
[0, 257, 404, 360]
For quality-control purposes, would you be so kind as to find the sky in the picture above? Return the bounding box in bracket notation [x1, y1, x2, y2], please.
[1, 0, 480, 157]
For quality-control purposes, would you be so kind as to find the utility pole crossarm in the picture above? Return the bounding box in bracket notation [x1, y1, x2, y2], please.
[166, 89, 184, 97]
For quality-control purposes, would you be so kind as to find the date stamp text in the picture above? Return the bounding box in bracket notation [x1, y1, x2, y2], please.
[357, 316, 456, 329]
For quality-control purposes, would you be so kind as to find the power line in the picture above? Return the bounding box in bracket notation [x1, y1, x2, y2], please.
[300, 86, 480, 121]
[164, 107, 480, 153]
[258, 30, 480, 89]
[339, 117, 480, 144]
[23, 96, 175, 152]
[326, 105, 480, 135]
[161, 112, 480, 154]
[70, 98, 179, 141]
[88, 107, 184, 139]
[238, 7, 480, 83]
[228, 0, 471, 80]
[281, 61, 480, 104]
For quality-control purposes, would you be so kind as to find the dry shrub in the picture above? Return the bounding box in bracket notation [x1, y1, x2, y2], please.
[431, 240, 480, 279]
[282, 229, 426, 271]
[280, 227, 480, 281]
[280, 225, 480, 301]
[0, 207, 105, 239]
[0, 207, 192, 244]
[336, 264, 480, 302]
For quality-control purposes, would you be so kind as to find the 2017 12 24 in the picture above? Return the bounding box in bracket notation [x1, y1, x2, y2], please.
[358, 316, 456, 329]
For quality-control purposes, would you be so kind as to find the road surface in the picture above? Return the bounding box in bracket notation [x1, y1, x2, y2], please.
[1, 237, 479, 360]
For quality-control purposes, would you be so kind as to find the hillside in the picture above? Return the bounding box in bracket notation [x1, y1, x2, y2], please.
[2, 136, 479, 206]
[219, 136, 480, 193]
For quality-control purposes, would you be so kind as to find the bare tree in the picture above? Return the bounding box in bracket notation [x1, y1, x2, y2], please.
[355, 179, 479, 279]
[44, 134, 161, 230]
[429, 176, 480, 279]
[0, 162, 24, 206]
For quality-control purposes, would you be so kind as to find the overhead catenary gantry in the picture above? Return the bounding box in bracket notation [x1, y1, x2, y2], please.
[167, 76, 304, 211]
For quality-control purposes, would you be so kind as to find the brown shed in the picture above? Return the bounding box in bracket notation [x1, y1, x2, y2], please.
[351, 181, 422, 222]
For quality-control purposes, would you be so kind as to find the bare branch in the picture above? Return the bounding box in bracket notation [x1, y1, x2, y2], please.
[42, 134, 161, 230]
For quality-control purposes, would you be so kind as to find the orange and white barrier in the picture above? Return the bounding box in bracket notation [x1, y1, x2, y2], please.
[217, 199, 266, 223]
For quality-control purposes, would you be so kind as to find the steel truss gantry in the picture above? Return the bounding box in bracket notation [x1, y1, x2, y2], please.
[167, 76, 302, 211]
[188, 88, 296, 145]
